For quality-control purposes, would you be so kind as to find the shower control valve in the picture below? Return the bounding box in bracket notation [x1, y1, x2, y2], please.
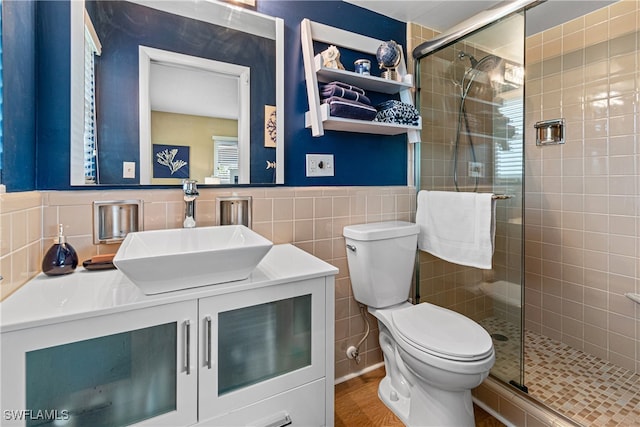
[468, 161, 484, 178]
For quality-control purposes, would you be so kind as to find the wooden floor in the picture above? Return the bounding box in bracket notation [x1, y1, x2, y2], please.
[335, 367, 505, 427]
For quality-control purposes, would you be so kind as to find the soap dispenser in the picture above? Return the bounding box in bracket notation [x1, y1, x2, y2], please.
[42, 224, 79, 276]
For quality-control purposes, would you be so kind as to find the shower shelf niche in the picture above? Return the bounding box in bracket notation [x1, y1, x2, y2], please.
[301, 18, 421, 141]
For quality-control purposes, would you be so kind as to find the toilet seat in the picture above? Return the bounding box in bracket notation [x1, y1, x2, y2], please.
[391, 303, 493, 362]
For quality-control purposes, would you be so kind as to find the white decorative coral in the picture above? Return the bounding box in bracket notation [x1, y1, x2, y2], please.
[156, 148, 188, 175]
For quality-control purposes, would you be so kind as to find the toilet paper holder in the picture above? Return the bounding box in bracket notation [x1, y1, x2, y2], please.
[93, 200, 143, 244]
[216, 196, 252, 228]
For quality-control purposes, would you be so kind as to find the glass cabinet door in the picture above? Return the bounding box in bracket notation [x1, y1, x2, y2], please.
[198, 279, 326, 421]
[1, 300, 197, 427]
[26, 323, 176, 426]
[218, 294, 312, 395]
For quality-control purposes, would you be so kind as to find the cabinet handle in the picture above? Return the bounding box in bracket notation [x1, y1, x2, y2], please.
[205, 315, 212, 369]
[267, 414, 292, 427]
[184, 320, 191, 375]
[253, 413, 292, 427]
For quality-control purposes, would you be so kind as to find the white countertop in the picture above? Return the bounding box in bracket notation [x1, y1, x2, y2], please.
[0, 244, 338, 333]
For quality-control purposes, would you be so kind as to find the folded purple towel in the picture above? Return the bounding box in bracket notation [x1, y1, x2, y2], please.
[320, 84, 371, 105]
[323, 81, 365, 95]
[323, 96, 377, 121]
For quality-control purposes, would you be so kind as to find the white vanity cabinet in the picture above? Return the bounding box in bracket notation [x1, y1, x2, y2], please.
[1, 301, 199, 427]
[1, 244, 337, 427]
[198, 278, 328, 426]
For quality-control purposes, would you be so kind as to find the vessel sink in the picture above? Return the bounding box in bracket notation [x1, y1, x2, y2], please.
[113, 225, 273, 294]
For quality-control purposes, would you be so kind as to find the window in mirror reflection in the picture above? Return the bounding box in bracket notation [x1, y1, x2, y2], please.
[212, 136, 239, 184]
[83, 10, 101, 184]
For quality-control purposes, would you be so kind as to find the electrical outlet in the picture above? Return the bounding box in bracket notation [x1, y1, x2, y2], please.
[306, 154, 334, 177]
[468, 161, 484, 178]
[123, 162, 136, 179]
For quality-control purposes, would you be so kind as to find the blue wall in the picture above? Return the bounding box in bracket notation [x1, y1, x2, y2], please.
[35, 0, 71, 190]
[259, 1, 408, 187]
[2, 0, 408, 191]
[2, 0, 37, 192]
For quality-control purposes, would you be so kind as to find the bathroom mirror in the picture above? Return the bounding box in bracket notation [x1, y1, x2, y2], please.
[70, 0, 284, 186]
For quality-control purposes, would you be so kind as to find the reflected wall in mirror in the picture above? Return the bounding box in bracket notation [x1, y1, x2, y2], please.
[70, 0, 284, 186]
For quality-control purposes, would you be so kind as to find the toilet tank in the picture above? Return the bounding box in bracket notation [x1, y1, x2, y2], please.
[343, 221, 419, 308]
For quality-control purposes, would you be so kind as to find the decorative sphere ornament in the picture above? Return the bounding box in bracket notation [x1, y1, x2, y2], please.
[376, 40, 401, 68]
[376, 40, 401, 80]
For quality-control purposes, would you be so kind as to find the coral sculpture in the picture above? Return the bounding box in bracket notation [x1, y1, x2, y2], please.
[321, 45, 344, 70]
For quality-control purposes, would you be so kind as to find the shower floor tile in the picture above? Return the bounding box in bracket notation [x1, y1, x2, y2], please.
[478, 316, 522, 382]
[479, 317, 640, 426]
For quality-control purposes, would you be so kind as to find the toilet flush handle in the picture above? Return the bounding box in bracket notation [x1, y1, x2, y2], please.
[346, 244, 356, 252]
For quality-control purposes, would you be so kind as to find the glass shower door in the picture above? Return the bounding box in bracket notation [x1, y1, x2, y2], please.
[414, 11, 525, 388]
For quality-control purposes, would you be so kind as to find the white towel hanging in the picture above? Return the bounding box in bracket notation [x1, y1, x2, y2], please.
[415, 190, 496, 269]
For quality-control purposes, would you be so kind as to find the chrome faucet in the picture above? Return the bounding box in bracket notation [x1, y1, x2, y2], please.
[182, 179, 199, 228]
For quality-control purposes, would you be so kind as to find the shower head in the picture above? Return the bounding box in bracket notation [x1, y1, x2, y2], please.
[473, 54, 503, 73]
[447, 51, 477, 88]
[459, 51, 504, 73]
[457, 51, 478, 68]
[451, 52, 505, 91]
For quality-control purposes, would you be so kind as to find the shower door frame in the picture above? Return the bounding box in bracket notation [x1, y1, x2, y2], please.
[412, 1, 536, 391]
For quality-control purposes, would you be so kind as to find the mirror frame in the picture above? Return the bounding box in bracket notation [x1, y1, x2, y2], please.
[70, 0, 284, 186]
[138, 46, 251, 185]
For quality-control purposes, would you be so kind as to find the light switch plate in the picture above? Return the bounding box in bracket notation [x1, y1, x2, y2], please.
[123, 161, 136, 179]
[306, 154, 334, 177]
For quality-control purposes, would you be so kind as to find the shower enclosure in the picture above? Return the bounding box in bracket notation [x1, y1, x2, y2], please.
[413, 1, 640, 425]
[413, 6, 526, 389]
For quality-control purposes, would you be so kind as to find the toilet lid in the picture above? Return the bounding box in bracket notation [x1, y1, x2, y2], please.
[391, 303, 494, 361]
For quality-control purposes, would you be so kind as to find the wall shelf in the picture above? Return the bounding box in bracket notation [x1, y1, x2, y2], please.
[305, 103, 422, 135]
[301, 18, 420, 142]
[313, 55, 414, 94]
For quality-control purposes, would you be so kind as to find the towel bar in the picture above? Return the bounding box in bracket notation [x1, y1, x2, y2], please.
[492, 194, 512, 200]
[625, 293, 640, 304]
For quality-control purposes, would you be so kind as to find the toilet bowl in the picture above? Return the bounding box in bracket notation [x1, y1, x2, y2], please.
[371, 302, 495, 425]
[343, 221, 495, 426]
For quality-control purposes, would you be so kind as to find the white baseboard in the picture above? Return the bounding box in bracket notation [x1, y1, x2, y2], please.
[334, 362, 385, 385]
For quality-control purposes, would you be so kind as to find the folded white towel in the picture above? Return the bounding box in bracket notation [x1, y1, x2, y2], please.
[416, 190, 496, 269]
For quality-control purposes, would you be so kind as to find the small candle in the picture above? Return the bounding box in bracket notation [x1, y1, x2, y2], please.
[354, 59, 371, 75]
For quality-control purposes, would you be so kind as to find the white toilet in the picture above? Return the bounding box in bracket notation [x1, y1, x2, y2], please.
[343, 221, 495, 427]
